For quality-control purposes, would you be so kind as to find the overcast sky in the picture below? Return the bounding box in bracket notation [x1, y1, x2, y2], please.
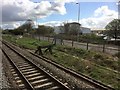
[1, 0, 119, 29]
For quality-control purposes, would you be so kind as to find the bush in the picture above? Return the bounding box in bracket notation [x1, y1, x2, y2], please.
[94, 53, 104, 60]
[79, 34, 104, 44]
[114, 52, 120, 58]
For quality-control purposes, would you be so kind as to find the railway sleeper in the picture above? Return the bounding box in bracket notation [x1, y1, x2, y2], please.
[25, 73, 41, 78]
[16, 80, 22, 83]
[14, 76, 20, 80]
[11, 71, 16, 74]
[17, 62, 28, 65]
[28, 75, 45, 81]
[34, 82, 54, 89]
[31, 78, 50, 85]
[46, 86, 60, 90]
[19, 66, 34, 70]
[18, 64, 33, 68]
[13, 73, 19, 77]
[17, 64, 30, 67]
[22, 70, 38, 75]
[21, 68, 36, 72]
[18, 83, 25, 87]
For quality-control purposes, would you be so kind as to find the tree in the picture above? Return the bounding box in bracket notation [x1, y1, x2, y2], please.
[16, 19, 34, 34]
[63, 22, 80, 35]
[37, 25, 54, 36]
[64, 23, 69, 35]
[105, 19, 120, 40]
[2, 29, 24, 35]
[35, 25, 54, 40]
[46, 26, 54, 35]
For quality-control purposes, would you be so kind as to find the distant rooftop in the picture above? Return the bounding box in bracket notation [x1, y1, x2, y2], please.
[91, 28, 106, 31]
[67, 22, 81, 25]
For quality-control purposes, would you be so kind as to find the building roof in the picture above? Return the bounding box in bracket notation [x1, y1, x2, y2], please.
[67, 22, 81, 25]
[81, 27, 90, 29]
[91, 28, 106, 31]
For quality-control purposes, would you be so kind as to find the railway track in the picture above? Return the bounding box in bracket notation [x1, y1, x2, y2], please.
[2, 43, 70, 89]
[2, 40, 115, 90]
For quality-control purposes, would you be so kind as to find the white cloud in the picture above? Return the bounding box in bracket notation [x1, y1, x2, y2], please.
[38, 21, 64, 27]
[1, 0, 76, 29]
[39, 5, 118, 29]
[94, 6, 117, 17]
[37, 19, 77, 27]
[45, 0, 118, 2]
[2, 0, 35, 22]
[54, 0, 77, 3]
[80, 6, 118, 29]
[2, 0, 70, 23]
[2, 22, 21, 29]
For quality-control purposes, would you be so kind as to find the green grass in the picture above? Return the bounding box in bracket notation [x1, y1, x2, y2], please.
[16, 37, 50, 49]
[55, 45, 119, 71]
[2, 35, 51, 49]
[45, 50, 119, 89]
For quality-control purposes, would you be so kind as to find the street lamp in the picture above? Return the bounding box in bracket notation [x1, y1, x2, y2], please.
[76, 2, 80, 42]
[34, 2, 39, 28]
[36, 15, 38, 28]
[118, 1, 120, 19]
[76, 2, 80, 23]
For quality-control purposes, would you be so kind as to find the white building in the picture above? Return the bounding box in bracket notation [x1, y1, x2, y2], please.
[54, 22, 91, 34]
[67, 22, 80, 33]
[54, 26, 64, 34]
[80, 27, 91, 34]
[66, 22, 91, 34]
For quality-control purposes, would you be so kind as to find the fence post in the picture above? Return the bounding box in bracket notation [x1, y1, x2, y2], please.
[72, 40, 74, 47]
[54, 38, 56, 45]
[39, 35, 40, 41]
[87, 42, 89, 50]
[47, 37, 49, 41]
[103, 41, 105, 53]
[60, 39, 62, 45]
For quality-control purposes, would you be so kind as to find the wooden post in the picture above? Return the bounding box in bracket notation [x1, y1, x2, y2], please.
[72, 40, 74, 47]
[39, 35, 40, 41]
[103, 41, 105, 53]
[48, 36, 49, 42]
[87, 42, 89, 50]
[61, 39, 63, 45]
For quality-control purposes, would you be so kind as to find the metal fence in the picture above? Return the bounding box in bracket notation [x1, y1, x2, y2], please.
[36, 36, 119, 55]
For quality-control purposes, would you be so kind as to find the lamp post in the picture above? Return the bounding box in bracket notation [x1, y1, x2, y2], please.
[36, 15, 38, 28]
[76, 3, 80, 23]
[34, 2, 39, 28]
[76, 2, 80, 42]
[118, 1, 120, 19]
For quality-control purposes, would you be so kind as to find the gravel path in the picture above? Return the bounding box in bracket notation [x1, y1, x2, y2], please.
[0, 48, 2, 89]
[0, 48, 11, 89]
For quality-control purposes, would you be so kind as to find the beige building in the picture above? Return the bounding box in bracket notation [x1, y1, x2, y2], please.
[91, 28, 106, 35]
